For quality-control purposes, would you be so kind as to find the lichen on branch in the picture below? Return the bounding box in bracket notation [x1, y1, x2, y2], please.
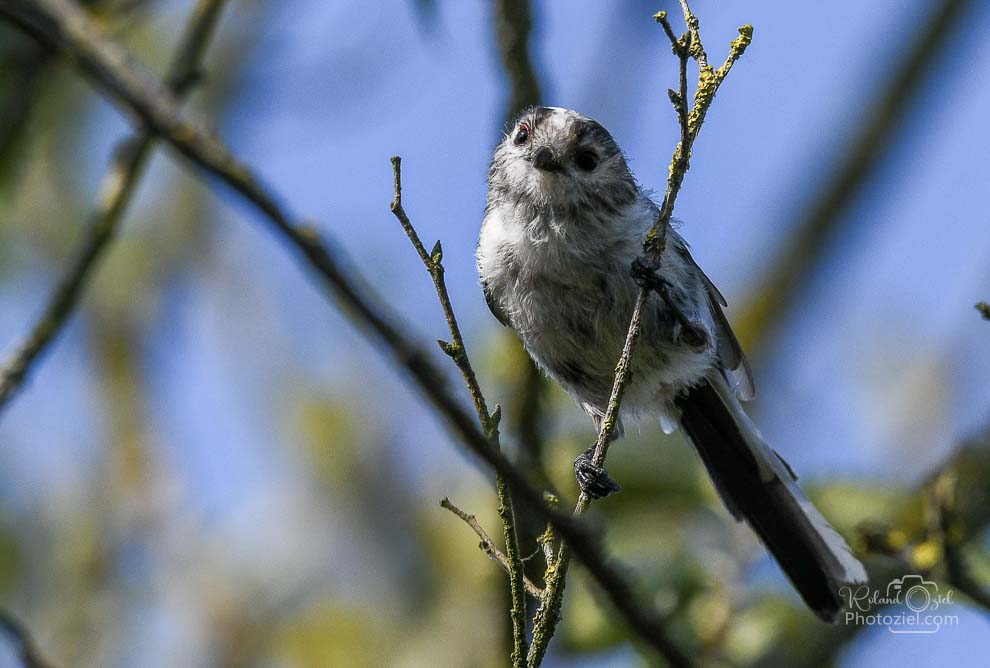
[527, 3, 752, 666]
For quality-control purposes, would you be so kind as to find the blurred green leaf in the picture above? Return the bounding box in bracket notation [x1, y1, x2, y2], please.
[0, 528, 21, 595]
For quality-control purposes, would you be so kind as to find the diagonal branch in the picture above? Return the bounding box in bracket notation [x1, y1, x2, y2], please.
[0, 0, 229, 412]
[0, 0, 689, 658]
[391, 156, 529, 665]
[527, 4, 752, 665]
[441, 496, 543, 599]
[491, 1, 553, 615]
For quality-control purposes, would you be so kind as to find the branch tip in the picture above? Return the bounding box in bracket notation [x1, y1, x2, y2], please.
[529, 4, 748, 664]
[654, 10, 679, 51]
[440, 495, 543, 598]
[490, 404, 502, 427]
[390, 155, 403, 211]
[430, 240, 443, 264]
[4, 0, 700, 663]
[0, 0, 230, 415]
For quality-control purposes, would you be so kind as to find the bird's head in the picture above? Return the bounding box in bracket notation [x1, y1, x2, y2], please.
[488, 106, 637, 214]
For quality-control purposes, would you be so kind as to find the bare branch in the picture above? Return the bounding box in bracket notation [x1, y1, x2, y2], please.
[653, 10, 679, 51]
[528, 4, 751, 664]
[0, 0, 686, 657]
[491, 1, 554, 609]
[390, 156, 496, 432]
[440, 497, 543, 599]
[0, 0, 229, 413]
[391, 156, 529, 665]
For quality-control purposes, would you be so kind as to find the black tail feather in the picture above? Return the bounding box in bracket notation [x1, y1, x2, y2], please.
[676, 379, 852, 620]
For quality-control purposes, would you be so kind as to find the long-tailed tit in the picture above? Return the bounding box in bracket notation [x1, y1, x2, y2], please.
[477, 106, 866, 621]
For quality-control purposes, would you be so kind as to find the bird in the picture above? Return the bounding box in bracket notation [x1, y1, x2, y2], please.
[476, 105, 866, 622]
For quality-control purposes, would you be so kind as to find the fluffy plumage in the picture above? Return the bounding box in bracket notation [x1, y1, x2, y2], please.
[477, 106, 866, 620]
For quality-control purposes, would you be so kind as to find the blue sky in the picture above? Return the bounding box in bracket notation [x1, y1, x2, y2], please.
[2, 0, 989, 664]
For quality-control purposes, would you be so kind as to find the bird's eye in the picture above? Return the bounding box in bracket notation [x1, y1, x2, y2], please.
[575, 149, 599, 171]
[513, 123, 530, 146]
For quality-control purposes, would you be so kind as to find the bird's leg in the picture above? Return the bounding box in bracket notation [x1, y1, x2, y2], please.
[630, 257, 707, 350]
[573, 446, 621, 499]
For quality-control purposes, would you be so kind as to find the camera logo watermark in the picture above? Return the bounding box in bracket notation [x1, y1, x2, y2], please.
[839, 575, 959, 634]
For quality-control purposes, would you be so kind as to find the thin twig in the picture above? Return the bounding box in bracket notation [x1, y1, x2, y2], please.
[391, 156, 530, 665]
[528, 4, 751, 665]
[1, 0, 684, 657]
[492, 3, 553, 649]
[678, 0, 708, 68]
[389, 157, 495, 429]
[440, 497, 543, 599]
[653, 10, 679, 50]
[0, 0, 229, 413]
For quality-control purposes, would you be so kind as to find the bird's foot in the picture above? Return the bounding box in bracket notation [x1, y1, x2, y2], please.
[574, 447, 621, 499]
[630, 256, 708, 351]
[630, 256, 669, 293]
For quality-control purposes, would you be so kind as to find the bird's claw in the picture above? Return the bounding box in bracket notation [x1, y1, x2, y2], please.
[630, 256, 669, 293]
[574, 447, 621, 499]
[630, 256, 708, 351]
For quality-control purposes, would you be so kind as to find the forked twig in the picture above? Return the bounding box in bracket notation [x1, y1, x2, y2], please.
[2, 0, 708, 661]
[0, 0, 229, 413]
[440, 497, 543, 598]
[390, 156, 530, 665]
[528, 4, 752, 665]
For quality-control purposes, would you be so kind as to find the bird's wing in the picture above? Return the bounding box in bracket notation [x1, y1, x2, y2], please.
[482, 280, 510, 327]
[677, 244, 756, 401]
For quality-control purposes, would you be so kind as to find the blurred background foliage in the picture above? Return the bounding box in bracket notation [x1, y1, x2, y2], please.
[0, 0, 989, 666]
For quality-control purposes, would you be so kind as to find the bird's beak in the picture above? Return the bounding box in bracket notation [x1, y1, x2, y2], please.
[532, 146, 562, 173]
